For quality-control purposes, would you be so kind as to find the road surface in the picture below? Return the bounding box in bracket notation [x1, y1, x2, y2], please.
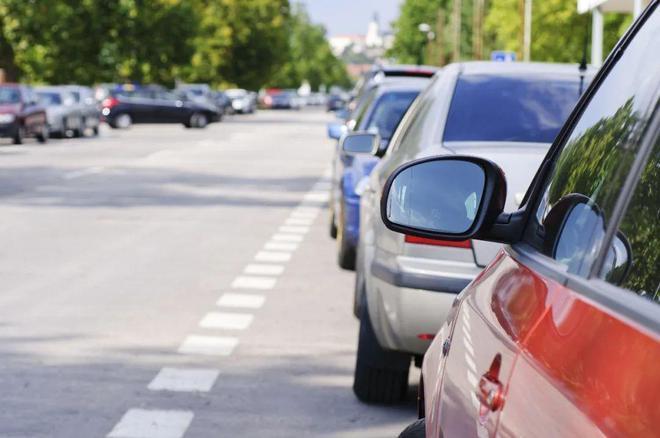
[0, 109, 417, 437]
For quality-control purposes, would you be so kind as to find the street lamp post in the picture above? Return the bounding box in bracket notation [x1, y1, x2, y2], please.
[418, 23, 435, 65]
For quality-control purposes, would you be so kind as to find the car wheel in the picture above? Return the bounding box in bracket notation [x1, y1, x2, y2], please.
[114, 114, 132, 129]
[36, 125, 49, 143]
[92, 125, 99, 136]
[12, 126, 23, 145]
[329, 210, 338, 239]
[337, 202, 356, 270]
[196, 113, 208, 128]
[353, 305, 410, 404]
[398, 419, 426, 438]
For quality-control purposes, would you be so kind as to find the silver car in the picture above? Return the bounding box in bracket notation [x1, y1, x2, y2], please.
[353, 61, 595, 403]
[36, 86, 83, 137]
[61, 85, 101, 136]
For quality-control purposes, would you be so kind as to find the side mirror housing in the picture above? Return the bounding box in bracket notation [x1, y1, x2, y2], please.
[327, 122, 346, 140]
[340, 132, 380, 154]
[381, 156, 507, 241]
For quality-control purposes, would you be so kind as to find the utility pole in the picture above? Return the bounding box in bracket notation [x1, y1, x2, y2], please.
[435, 8, 446, 65]
[472, 0, 484, 60]
[523, 0, 532, 61]
[453, 0, 462, 62]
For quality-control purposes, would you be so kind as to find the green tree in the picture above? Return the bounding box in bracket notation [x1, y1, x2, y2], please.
[269, 4, 351, 90]
[484, 0, 631, 63]
[0, 0, 197, 85]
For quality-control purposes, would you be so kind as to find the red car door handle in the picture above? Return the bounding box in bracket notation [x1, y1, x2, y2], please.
[476, 353, 504, 411]
[477, 374, 504, 411]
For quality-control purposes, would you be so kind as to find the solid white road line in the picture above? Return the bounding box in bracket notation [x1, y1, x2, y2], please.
[217, 293, 265, 309]
[263, 241, 298, 251]
[199, 312, 254, 330]
[285, 217, 314, 226]
[244, 264, 284, 276]
[278, 225, 309, 234]
[178, 335, 238, 356]
[107, 409, 194, 438]
[231, 276, 277, 290]
[254, 251, 292, 262]
[148, 367, 220, 392]
[271, 233, 303, 242]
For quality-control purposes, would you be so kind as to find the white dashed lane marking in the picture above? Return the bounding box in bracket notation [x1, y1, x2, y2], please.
[244, 264, 285, 276]
[285, 217, 314, 226]
[271, 233, 304, 242]
[178, 335, 239, 356]
[263, 242, 298, 251]
[199, 312, 254, 330]
[217, 293, 265, 309]
[231, 276, 277, 290]
[254, 251, 292, 262]
[148, 368, 220, 393]
[107, 409, 194, 438]
[278, 225, 310, 234]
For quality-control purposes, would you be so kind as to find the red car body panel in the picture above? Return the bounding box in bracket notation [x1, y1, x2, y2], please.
[426, 248, 660, 437]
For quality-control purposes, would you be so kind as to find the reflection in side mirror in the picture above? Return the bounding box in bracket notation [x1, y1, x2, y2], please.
[327, 122, 346, 140]
[384, 158, 487, 235]
[341, 132, 379, 154]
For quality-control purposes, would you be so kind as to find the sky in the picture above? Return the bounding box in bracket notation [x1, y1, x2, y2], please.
[298, 0, 402, 37]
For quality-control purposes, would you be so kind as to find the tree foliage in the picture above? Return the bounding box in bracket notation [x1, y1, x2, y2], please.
[269, 4, 351, 90]
[389, 0, 632, 66]
[0, 0, 350, 90]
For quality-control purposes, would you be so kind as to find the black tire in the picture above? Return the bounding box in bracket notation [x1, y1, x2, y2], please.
[92, 125, 99, 136]
[12, 126, 23, 145]
[353, 305, 410, 404]
[36, 125, 49, 143]
[398, 419, 426, 438]
[329, 211, 338, 239]
[337, 203, 356, 270]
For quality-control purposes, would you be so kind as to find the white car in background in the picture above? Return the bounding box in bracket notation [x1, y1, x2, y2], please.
[35, 86, 83, 138]
[353, 61, 595, 404]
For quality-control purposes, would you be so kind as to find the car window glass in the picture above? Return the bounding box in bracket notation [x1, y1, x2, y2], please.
[532, 11, 660, 277]
[364, 91, 419, 141]
[38, 92, 63, 106]
[443, 75, 585, 143]
[352, 89, 376, 130]
[601, 138, 659, 303]
[0, 87, 22, 104]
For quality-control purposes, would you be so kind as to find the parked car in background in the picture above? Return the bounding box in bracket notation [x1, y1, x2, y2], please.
[353, 61, 595, 404]
[327, 92, 348, 112]
[211, 90, 233, 115]
[36, 86, 83, 138]
[225, 89, 256, 114]
[330, 77, 429, 269]
[0, 84, 49, 144]
[397, 5, 659, 436]
[307, 92, 327, 106]
[61, 85, 100, 136]
[268, 89, 304, 110]
[101, 85, 220, 129]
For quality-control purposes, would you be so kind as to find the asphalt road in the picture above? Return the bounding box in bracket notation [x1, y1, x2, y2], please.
[0, 109, 417, 438]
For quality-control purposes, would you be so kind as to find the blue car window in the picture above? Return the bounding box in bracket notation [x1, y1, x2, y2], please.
[443, 75, 584, 143]
[365, 91, 419, 141]
[0, 87, 21, 104]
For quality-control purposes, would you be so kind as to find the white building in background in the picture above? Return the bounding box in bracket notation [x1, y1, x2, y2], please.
[329, 12, 393, 62]
[578, 0, 651, 66]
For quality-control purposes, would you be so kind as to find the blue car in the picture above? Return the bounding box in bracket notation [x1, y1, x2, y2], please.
[330, 77, 431, 269]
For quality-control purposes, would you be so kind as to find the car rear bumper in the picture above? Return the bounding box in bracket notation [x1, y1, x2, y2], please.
[367, 256, 478, 355]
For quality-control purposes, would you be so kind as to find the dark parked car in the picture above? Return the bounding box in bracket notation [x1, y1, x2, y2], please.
[0, 84, 49, 144]
[101, 85, 221, 129]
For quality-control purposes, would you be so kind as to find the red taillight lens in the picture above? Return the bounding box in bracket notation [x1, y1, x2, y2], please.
[417, 333, 435, 341]
[102, 97, 119, 108]
[405, 235, 472, 249]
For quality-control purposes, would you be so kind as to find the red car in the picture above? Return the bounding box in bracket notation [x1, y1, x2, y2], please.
[390, 3, 659, 437]
[0, 84, 49, 144]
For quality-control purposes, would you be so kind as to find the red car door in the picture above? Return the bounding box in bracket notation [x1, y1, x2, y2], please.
[431, 248, 555, 437]
[496, 7, 660, 436]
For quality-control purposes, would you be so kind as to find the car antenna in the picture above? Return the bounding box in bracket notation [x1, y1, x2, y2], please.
[578, 22, 589, 95]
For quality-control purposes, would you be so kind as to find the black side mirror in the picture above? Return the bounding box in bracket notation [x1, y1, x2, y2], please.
[340, 132, 379, 155]
[381, 156, 507, 241]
